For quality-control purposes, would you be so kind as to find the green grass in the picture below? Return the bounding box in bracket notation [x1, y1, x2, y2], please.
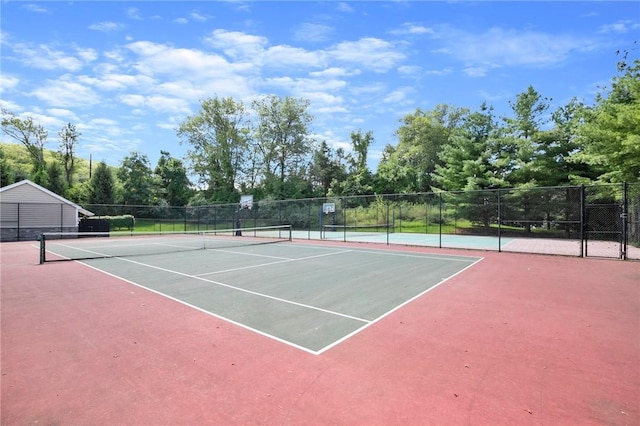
[393, 219, 469, 234]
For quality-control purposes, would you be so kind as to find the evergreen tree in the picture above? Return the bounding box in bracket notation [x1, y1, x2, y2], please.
[574, 59, 640, 183]
[434, 103, 506, 191]
[310, 141, 346, 197]
[46, 161, 67, 196]
[88, 161, 116, 204]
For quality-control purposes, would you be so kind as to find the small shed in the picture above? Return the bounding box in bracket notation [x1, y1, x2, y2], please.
[0, 180, 94, 242]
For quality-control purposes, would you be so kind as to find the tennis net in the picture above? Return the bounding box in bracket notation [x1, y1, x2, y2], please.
[39, 224, 292, 263]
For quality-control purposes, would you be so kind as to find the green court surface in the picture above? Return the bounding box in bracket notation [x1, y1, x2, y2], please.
[56, 241, 481, 354]
[308, 230, 512, 250]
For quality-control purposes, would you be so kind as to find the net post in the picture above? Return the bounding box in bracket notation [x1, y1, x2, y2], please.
[39, 233, 46, 264]
[287, 224, 292, 241]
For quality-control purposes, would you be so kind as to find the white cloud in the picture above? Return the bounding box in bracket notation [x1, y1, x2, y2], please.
[598, 20, 640, 34]
[145, 96, 191, 114]
[336, 2, 355, 13]
[78, 73, 154, 92]
[23, 4, 49, 13]
[424, 67, 453, 76]
[22, 112, 64, 129]
[127, 8, 143, 20]
[463, 66, 491, 77]
[0, 75, 20, 93]
[432, 25, 598, 73]
[155, 81, 204, 100]
[383, 88, 412, 105]
[293, 23, 334, 42]
[119, 94, 146, 107]
[309, 67, 360, 78]
[203, 30, 268, 61]
[126, 41, 235, 77]
[397, 65, 421, 76]
[190, 11, 208, 22]
[118, 94, 191, 114]
[75, 47, 98, 63]
[263, 45, 326, 69]
[31, 76, 101, 107]
[174, 18, 188, 24]
[46, 108, 80, 122]
[391, 23, 434, 36]
[329, 38, 405, 72]
[12, 43, 85, 72]
[0, 99, 22, 112]
[89, 22, 124, 32]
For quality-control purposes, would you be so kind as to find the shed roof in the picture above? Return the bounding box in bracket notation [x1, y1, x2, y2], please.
[0, 180, 94, 217]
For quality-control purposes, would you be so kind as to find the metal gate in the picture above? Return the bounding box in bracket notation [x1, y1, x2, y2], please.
[584, 203, 624, 259]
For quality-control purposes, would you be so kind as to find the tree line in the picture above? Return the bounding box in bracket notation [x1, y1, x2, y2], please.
[1, 57, 638, 207]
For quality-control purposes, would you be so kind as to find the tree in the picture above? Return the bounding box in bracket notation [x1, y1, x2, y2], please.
[309, 141, 346, 197]
[377, 105, 468, 193]
[57, 123, 81, 188]
[501, 86, 551, 186]
[330, 130, 375, 196]
[177, 97, 250, 202]
[434, 103, 506, 191]
[349, 129, 373, 173]
[154, 150, 191, 206]
[252, 95, 314, 198]
[574, 59, 640, 183]
[118, 152, 154, 205]
[88, 161, 116, 204]
[1, 109, 48, 175]
[45, 161, 67, 196]
[536, 99, 596, 186]
[0, 145, 15, 187]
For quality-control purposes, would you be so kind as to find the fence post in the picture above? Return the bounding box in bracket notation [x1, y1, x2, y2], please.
[497, 190, 502, 252]
[438, 192, 443, 248]
[386, 201, 390, 245]
[308, 201, 311, 240]
[622, 181, 628, 260]
[580, 184, 585, 258]
[342, 197, 347, 242]
[425, 196, 428, 234]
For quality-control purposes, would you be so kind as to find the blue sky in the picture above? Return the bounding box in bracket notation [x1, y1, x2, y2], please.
[1, 1, 638, 171]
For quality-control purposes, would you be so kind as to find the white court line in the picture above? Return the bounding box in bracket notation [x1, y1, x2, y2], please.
[194, 249, 353, 276]
[100, 254, 370, 324]
[204, 248, 291, 261]
[314, 256, 485, 355]
[288, 242, 480, 262]
[56, 240, 482, 355]
[52, 242, 117, 258]
[76, 260, 322, 356]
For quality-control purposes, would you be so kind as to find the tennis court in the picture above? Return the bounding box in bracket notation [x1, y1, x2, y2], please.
[37, 227, 481, 354]
[2, 231, 639, 425]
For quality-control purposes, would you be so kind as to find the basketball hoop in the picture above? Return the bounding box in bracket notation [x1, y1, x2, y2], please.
[240, 195, 253, 210]
[323, 202, 335, 214]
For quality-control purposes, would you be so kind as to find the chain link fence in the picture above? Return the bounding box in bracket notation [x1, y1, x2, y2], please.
[4, 183, 638, 260]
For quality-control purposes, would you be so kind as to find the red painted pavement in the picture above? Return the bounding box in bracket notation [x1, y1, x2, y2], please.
[1, 240, 638, 425]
